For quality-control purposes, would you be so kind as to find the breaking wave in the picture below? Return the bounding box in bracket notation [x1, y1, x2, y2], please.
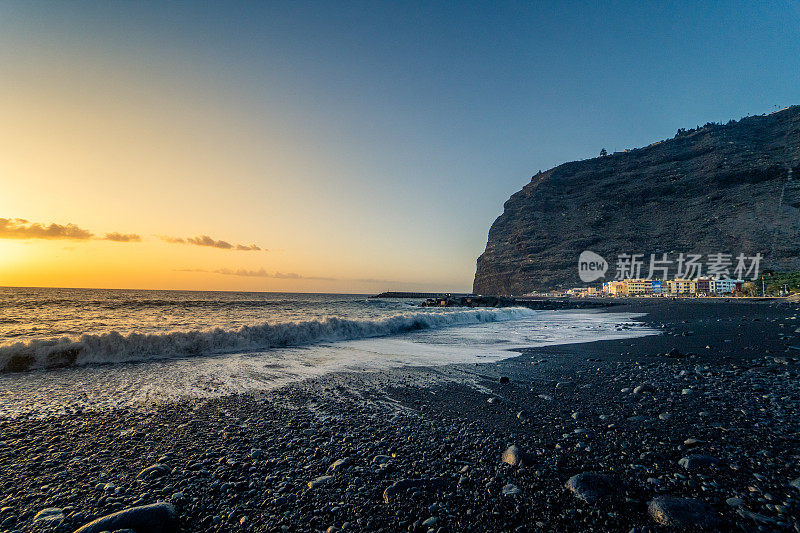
[0, 307, 537, 372]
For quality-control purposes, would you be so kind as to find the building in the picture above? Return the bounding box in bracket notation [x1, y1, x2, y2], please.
[626, 279, 650, 295]
[602, 279, 662, 297]
[603, 280, 628, 296]
[712, 278, 744, 294]
[696, 278, 712, 295]
[651, 279, 662, 295]
[665, 278, 697, 295]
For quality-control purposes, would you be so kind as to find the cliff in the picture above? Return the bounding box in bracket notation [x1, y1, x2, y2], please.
[473, 106, 800, 295]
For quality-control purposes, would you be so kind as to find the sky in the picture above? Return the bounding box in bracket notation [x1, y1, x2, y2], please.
[1, 1, 799, 293]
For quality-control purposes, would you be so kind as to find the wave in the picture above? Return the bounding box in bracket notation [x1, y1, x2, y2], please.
[0, 307, 537, 372]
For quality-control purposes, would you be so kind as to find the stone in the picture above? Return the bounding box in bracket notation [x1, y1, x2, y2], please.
[32, 508, 64, 525]
[328, 457, 352, 472]
[501, 445, 532, 467]
[72, 503, 178, 533]
[678, 455, 720, 471]
[499, 376, 510, 383]
[136, 463, 169, 480]
[725, 497, 744, 507]
[633, 383, 655, 394]
[565, 472, 614, 504]
[648, 496, 719, 529]
[307, 476, 333, 489]
[382, 478, 445, 504]
[502, 483, 521, 496]
[738, 508, 781, 526]
[250, 449, 264, 460]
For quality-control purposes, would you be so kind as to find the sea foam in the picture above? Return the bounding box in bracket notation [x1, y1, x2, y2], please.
[0, 307, 537, 372]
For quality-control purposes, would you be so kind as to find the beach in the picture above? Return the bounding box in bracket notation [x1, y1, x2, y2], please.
[1, 298, 799, 532]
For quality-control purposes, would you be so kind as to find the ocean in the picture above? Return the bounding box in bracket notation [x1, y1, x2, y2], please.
[0, 287, 656, 417]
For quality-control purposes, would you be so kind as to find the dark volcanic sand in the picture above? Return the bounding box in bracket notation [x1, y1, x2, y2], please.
[1, 299, 799, 532]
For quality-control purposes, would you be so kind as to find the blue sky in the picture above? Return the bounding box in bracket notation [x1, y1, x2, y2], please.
[1, 2, 799, 291]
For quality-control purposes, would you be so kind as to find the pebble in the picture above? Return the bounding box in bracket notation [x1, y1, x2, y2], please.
[328, 457, 352, 472]
[32, 508, 64, 525]
[565, 472, 614, 504]
[501, 445, 532, 467]
[72, 502, 178, 533]
[307, 476, 333, 489]
[678, 454, 720, 471]
[136, 463, 169, 480]
[725, 497, 744, 507]
[648, 496, 719, 529]
[501, 483, 521, 496]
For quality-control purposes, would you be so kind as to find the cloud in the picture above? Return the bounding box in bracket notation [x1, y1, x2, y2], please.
[161, 234, 263, 251]
[0, 218, 94, 240]
[104, 232, 141, 242]
[177, 268, 335, 281]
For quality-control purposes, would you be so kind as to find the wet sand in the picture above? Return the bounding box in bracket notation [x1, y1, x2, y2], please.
[1, 298, 799, 532]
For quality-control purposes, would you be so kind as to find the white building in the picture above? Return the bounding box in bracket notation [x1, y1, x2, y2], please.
[712, 278, 744, 294]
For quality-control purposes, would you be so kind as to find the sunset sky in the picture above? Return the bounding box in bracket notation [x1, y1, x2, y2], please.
[1, 2, 799, 293]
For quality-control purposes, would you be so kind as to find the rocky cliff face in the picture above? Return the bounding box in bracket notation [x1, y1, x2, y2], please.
[473, 106, 800, 295]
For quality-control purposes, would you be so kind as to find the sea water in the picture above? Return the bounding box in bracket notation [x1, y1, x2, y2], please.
[0, 287, 657, 417]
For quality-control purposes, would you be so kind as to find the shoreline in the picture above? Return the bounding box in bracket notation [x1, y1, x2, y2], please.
[2, 299, 799, 532]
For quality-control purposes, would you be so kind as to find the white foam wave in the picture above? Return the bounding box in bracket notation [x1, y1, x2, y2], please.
[0, 307, 538, 372]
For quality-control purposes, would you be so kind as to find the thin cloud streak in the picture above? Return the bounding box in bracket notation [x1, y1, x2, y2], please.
[0, 218, 94, 240]
[104, 232, 142, 242]
[160, 235, 264, 251]
[177, 268, 334, 281]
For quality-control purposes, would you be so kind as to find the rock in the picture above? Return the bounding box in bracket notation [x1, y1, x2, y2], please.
[790, 477, 800, 491]
[667, 348, 687, 358]
[633, 383, 655, 394]
[501, 445, 533, 467]
[328, 457, 352, 472]
[250, 448, 264, 460]
[683, 438, 704, 447]
[472, 107, 800, 294]
[383, 478, 445, 504]
[501, 483, 521, 496]
[648, 496, 719, 529]
[565, 472, 614, 504]
[32, 508, 64, 525]
[422, 516, 438, 527]
[372, 455, 392, 464]
[516, 410, 529, 422]
[136, 463, 169, 480]
[72, 503, 178, 533]
[499, 376, 510, 383]
[678, 454, 720, 471]
[725, 497, 744, 507]
[307, 476, 333, 489]
[738, 508, 781, 526]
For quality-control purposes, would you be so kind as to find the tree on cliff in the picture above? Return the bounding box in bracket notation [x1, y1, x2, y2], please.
[600, 148, 608, 157]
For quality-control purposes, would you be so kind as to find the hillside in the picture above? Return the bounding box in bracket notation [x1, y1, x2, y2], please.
[473, 106, 800, 295]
